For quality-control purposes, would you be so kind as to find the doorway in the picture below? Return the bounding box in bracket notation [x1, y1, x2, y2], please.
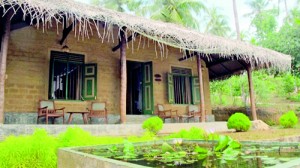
[126, 61, 153, 115]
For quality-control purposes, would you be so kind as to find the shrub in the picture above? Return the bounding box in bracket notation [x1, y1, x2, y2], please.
[227, 113, 251, 132]
[0, 129, 57, 168]
[279, 111, 298, 128]
[142, 116, 163, 135]
[168, 127, 207, 140]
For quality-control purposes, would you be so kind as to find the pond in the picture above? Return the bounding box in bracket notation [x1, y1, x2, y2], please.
[75, 139, 300, 168]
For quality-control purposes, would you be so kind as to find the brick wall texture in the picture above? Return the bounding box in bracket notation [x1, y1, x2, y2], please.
[4, 24, 212, 117]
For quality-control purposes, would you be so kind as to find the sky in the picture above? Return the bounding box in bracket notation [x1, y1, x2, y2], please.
[208, 0, 298, 32]
[76, 0, 298, 33]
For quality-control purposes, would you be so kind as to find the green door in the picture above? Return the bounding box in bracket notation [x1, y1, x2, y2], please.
[142, 62, 154, 114]
[192, 76, 200, 104]
[167, 73, 175, 104]
[83, 64, 97, 100]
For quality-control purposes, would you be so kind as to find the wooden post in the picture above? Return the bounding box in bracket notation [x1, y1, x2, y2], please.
[197, 55, 206, 122]
[120, 28, 127, 124]
[0, 11, 13, 124]
[246, 65, 258, 120]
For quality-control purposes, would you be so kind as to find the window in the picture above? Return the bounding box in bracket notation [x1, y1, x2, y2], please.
[48, 51, 97, 100]
[168, 67, 200, 104]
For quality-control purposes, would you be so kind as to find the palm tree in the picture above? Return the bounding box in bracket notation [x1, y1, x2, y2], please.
[92, 0, 206, 30]
[232, 0, 240, 40]
[147, 0, 206, 29]
[244, 0, 270, 18]
[274, 0, 288, 17]
[92, 0, 143, 13]
[204, 7, 231, 37]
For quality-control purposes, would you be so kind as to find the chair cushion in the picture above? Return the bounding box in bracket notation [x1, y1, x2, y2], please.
[188, 105, 199, 113]
[40, 101, 54, 110]
[92, 103, 105, 111]
[157, 104, 164, 111]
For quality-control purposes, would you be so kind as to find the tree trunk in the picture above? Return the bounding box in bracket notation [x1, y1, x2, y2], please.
[247, 65, 257, 120]
[284, 0, 288, 18]
[0, 10, 13, 124]
[197, 55, 206, 122]
[120, 28, 127, 124]
[232, 0, 240, 40]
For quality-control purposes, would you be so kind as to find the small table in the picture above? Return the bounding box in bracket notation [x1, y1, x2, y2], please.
[67, 111, 89, 124]
[179, 115, 194, 123]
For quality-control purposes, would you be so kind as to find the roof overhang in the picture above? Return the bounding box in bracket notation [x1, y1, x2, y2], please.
[0, 0, 292, 79]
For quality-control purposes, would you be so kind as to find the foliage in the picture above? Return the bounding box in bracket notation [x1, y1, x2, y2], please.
[121, 140, 137, 159]
[227, 113, 251, 132]
[0, 127, 157, 168]
[90, 134, 242, 167]
[142, 116, 163, 135]
[210, 71, 300, 108]
[148, 0, 206, 29]
[279, 111, 299, 128]
[93, 0, 206, 29]
[167, 127, 207, 140]
[204, 7, 231, 36]
[0, 129, 57, 168]
[252, 9, 278, 40]
[91, 0, 143, 12]
[57, 127, 124, 147]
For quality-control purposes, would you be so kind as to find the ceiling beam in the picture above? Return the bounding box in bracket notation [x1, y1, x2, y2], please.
[208, 68, 218, 78]
[210, 67, 245, 80]
[206, 58, 234, 67]
[112, 33, 139, 52]
[59, 18, 74, 45]
[178, 51, 197, 61]
[219, 63, 233, 74]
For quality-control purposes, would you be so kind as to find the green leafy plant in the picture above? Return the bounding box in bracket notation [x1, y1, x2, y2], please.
[142, 116, 163, 135]
[279, 111, 299, 128]
[168, 127, 207, 139]
[0, 129, 57, 168]
[0, 127, 155, 168]
[227, 113, 251, 132]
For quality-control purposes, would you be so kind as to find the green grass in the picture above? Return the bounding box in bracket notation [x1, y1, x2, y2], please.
[221, 123, 300, 141]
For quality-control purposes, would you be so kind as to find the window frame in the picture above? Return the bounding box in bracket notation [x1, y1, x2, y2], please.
[48, 51, 85, 101]
[170, 66, 193, 105]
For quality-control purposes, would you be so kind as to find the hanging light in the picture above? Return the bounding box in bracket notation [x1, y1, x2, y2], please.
[61, 45, 70, 53]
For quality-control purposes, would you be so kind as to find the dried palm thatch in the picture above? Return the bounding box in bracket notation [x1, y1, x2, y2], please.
[0, 0, 291, 70]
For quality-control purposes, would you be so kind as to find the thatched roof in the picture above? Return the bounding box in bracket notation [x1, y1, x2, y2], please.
[0, 0, 291, 76]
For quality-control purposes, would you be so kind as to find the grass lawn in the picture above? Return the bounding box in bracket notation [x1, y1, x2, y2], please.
[220, 124, 300, 141]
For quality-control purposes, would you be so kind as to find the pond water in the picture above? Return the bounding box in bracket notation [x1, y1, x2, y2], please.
[77, 140, 300, 168]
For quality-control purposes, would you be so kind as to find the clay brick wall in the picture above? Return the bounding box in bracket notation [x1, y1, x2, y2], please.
[4, 24, 211, 116]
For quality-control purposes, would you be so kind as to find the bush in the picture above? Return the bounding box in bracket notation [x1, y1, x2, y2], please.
[0, 127, 157, 168]
[0, 129, 57, 168]
[279, 111, 298, 128]
[142, 116, 163, 135]
[227, 113, 251, 132]
[168, 127, 207, 140]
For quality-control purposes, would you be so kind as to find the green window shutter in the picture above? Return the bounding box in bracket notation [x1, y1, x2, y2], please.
[142, 62, 154, 114]
[83, 64, 97, 100]
[192, 76, 200, 104]
[167, 73, 175, 104]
